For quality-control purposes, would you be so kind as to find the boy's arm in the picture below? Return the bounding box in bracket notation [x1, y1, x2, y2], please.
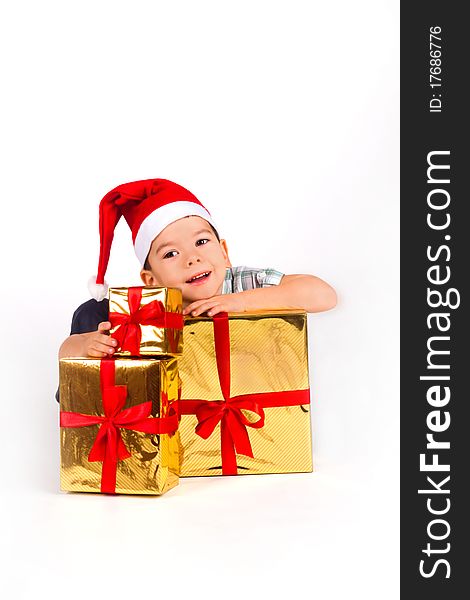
[59, 299, 114, 359]
[183, 274, 337, 316]
[58, 322, 118, 359]
[57, 301, 115, 402]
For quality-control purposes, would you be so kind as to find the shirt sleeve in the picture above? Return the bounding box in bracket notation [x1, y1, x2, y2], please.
[228, 266, 285, 294]
[70, 299, 109, 334]
[56, 299, 109, 403]
[254, 267, 284, 288]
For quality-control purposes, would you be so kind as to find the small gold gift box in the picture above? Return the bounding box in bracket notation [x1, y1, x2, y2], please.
[109, 286, 183, 357]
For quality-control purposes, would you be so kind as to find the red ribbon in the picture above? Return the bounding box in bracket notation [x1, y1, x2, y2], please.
[109, 287, 183, 355]
[180, 313, 310, 475]
[60, 359, 178, 494]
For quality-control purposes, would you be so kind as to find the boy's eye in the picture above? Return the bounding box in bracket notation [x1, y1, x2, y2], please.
[196, 238, 209, 246]
[163, 250, 178, 259]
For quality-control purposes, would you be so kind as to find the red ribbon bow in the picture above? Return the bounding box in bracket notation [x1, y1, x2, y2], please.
[180, 313, 310, 475]
[60, 359, 178, 494]
[109, 287, 183, 355]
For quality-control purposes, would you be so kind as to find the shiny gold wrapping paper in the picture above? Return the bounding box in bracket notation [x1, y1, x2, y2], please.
[109, 286, 183, 356]
[178, 311, 313, 476]
[60, 358, 180, 495]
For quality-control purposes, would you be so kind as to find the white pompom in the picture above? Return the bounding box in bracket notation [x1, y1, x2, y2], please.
[88, 276, 109, 301]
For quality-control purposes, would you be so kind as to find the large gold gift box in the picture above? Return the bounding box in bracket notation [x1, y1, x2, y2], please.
[109, 286, 183, 357]
[178, 311, 312, 476]
[60, 357, 180, 495]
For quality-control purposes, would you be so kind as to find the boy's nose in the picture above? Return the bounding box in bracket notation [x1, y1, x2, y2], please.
[187, 256, 201, 267]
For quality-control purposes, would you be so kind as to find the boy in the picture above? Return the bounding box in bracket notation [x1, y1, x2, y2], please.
[59, 178, 336, 359]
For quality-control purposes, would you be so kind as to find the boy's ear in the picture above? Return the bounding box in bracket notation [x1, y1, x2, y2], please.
[220, 239, 232, 267]
[140, 269, 157, 286]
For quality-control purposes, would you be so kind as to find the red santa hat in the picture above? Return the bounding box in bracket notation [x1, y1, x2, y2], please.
[88, 178, 217, 301]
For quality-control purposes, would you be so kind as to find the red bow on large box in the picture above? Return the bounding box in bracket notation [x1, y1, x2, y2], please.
[60, 359, 178, 494]
[109, 287, 183, 355]
[180, 313, 310, 475]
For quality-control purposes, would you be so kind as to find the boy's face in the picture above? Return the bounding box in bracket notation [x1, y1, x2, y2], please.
[140, 216, 231, 306]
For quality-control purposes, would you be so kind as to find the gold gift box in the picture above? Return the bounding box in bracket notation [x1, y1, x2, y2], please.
[109, 286, 183, 357]
[178, 311, 312, 476]
[60, 357, 180, 495]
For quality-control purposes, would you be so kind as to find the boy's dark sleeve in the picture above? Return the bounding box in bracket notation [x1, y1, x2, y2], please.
[56, 299, 109, 403]
[69, 299, 110, 334]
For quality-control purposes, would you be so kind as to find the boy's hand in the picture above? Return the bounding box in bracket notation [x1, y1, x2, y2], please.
[183, 294, 246, 317]
[82, 321, 119, 357]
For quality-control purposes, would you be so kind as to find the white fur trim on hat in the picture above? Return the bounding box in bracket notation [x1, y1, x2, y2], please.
[134, 200, 216, 265]
[88, 276, 109, 301]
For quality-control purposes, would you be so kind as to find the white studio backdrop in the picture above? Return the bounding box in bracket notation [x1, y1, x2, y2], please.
[1, 2, 399, 599]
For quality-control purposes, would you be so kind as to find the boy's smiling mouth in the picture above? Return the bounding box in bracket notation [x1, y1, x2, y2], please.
[186, 271, 212, 285]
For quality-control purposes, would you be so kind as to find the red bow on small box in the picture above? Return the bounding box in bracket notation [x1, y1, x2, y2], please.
[109, 287, 183, 355]
[180, 313, 310, 475]
[60, 359, 178, 494]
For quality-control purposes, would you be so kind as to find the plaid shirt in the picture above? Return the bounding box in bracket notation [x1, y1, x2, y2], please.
[221, 266, 284, 294]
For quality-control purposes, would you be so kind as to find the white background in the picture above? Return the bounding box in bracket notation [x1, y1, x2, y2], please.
[0, 2, 399, 598]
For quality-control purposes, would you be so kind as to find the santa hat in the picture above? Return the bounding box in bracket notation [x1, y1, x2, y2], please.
[88, 178, 217, 301]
